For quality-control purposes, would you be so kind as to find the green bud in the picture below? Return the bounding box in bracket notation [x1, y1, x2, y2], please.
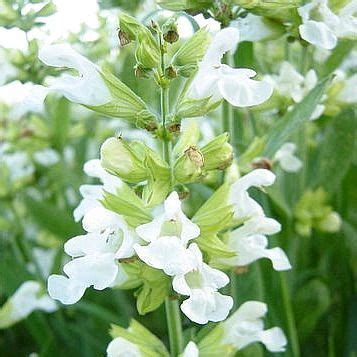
[172, 28, 211, 67]
[118, 13, 146, 43]
[142, 150, 171, 207]
[193, 183, 234, 235]
[174, 146, 204, 183]
[101, 182, 152, 227]
[316, 212, 341, 233]
[100, 137, 148, 183]
[173, 121, 200, 157]
[135, 30, 160, 69]
[165, 65, 177, 79]
[110, 319, 170, 356]
[201, 133, 233, 171]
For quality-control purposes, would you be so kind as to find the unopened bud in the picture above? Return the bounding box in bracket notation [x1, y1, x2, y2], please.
[201, 133, 233, 171]
[100, 137, 148, 183]
[118, 13, 145, 42]
[317, 212, 341, 233]
[174, 146, 204, 183]
[135, 30, 160, 69]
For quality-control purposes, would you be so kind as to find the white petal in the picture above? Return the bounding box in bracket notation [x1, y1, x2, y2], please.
[183, 341, 199, 357]
[203, 27, 240, 66]
[63, 253, 118, 290]
[218, 66, 273, 107]
[263, 247, 292, 271]
[234, 216, 281, 237]
[201, 262, 230, 290]
[106, 337, 141, 357]
[82, 206, 123, 233]
[39, 44, 111, 106]
[279, 154, 303, 173]
[232, 169, 276, 192]
[180, 289, 233, 324]
[47, 275, 87, 305]
[259, 327, 287, 352]
[235, 14, 274, 42]
[134, 237, 197, 276]
[172, 275, 191, 296]
[299, 21, 337, 50]
[233, 301, 267, 321]
[164, 191, 182, 218]
[180, 216, 200, 245]
[135, 217, 163, 242]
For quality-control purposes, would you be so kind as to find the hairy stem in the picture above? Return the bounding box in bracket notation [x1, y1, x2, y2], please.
[165, 298, 184, 356]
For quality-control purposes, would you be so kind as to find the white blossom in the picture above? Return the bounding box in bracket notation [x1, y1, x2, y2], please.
[265, 62, 325, 120]
[298, 0, 357, 50]
[48, 206, 137, 305]
[221, 216, 291, 271]
[0, 281, 57, 329]
[1, 151, 35, 182]
[73, 159, 122, 222]
[173, 244, 233, 324]
[189, 27, 273, 107]
[33, 148, 60, 166]
[229, 169, 276, 220]
[134, 192, 200, 276]
[0, 80, 47, 120]
[106, 337, 141, 357]
[223, 301, 287, 352]
[274, 143, 303, 173]
[38, 44, 111, 106]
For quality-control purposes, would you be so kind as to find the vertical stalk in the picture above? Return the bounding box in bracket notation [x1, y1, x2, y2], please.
[165, 298, 184, 356]
[280, 273, 300, 357]
[158, 30, 183, 355]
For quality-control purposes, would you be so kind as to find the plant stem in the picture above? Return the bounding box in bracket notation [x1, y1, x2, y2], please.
[165, 298, 184, 356]
[280, 273, 300, 357]
[158, 30, 182, 355]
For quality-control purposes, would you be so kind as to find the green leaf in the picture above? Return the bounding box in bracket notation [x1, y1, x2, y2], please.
[23, 196, 81, 238]
[263, 75, 332, 157]
[310, 109, 357, 194]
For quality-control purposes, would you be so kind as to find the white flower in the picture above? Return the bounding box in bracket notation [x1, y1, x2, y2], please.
[134, 192, 200, 276]
[106, 337, 141, 357]
[223, 301, 287, 352]
[265, 62, 325, 120]
[73, 159, 122, 222]
[189, 28, 273, 107]
[2, 151, 35, 181]
[221, 216, 291, 271]
[33, 148, 60, 166]
[182, 341, 199, 357]
[0, 281, 57, 329]
[229, 169, 276, 220]
[298, 0, 357, 50]
[173, 244, 233, 324]
[48, 206, 137, 305]
[0, 80, 47, 120]
[234, 14, 276, 42]
[135, 191, 200, 245]
[274, 143, 303, 173]
[38, 44, 111, 106]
